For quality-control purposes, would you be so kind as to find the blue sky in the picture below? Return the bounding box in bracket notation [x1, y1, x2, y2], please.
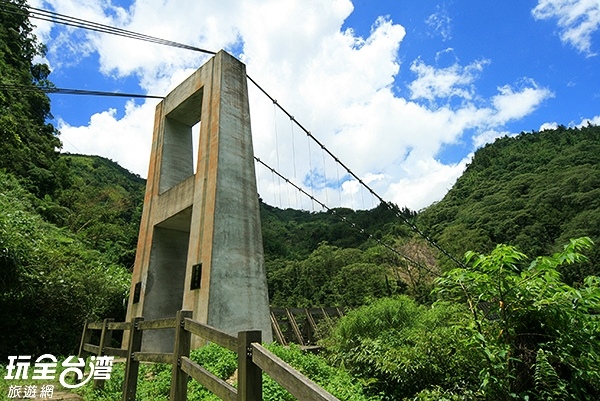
[31, 0, 600, 210]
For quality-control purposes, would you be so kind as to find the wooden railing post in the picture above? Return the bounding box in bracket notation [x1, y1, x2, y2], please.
[77, 319, 92, 359]
[122, 316, 143, 401]
[94, 318, 114, 389]
[170, 310, 192, 401]
[237, 330, 262, 401]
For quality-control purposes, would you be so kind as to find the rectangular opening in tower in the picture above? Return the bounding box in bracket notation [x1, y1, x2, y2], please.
[141, 207, 192, 352]
[159, 88, 203, 193]
[192, 122, 200, 174]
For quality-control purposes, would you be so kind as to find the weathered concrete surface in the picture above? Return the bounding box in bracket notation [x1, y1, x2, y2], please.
[124, 51, 272, 351]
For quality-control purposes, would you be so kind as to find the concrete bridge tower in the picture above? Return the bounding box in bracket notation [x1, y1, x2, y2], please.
[125, 50, 272, 350]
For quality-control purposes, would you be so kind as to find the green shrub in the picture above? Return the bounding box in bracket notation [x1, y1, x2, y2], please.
[435, 238, 600, 400]
[0, 171, 130, 358]
[266, 343, 377, 400]
[323, 296, 484, 400]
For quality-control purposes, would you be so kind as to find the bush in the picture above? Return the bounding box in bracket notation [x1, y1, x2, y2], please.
[435, 238, 600, 400]
[0, 171, 130, 358]
[322, 296, 484, 400]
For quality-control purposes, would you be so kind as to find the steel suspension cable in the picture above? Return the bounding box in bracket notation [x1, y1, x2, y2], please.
[0, 83, 165, 99]
[0, 1, 216, 55]
[247, 75, 466, 268]
[255, 156, 440, 276]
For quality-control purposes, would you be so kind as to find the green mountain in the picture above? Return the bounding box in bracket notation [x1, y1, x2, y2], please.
[51, 154, 145, 269]
[0, 1, 138, 358]
[260, 202, 430, 306]
[419, 124, 600, 281]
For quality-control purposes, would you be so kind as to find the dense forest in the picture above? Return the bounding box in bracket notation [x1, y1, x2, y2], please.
[0, 0, 140, 358]
[418, 125, 600, 282]
[1, 1, 599, 399]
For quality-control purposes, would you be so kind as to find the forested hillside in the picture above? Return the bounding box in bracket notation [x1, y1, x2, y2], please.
[0, 171, 130, 358]
[0, 0, 63, 198]
[0, 0, 135, 358]
[51, 154, 145, 269]
[419, 125, 600, 281]
[260, 202, 437, 306]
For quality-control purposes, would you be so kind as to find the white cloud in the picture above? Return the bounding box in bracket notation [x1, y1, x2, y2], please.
[426, 5, 452, 41]
[387, 157, 469, 211]
[490, 81, 554, 124]
[540, 121, 559, 131]
[578, 115, 600, 126]
[408, 58, 489, 102]
[539, 114, 600, 130]
[37, 0, 555, 211]
[58, 99, 158, 175]
[532, 0, 600, 56]
[472, 130, 511, 148]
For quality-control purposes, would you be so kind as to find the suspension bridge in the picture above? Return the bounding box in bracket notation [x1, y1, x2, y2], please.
[0, 2, 466, 400]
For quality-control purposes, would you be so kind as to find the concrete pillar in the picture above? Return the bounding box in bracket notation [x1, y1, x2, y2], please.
[125, 51, 272, 351]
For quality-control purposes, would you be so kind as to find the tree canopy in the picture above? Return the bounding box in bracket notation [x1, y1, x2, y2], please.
[419, 125, 600, 281]
[0, 0, 63, 197]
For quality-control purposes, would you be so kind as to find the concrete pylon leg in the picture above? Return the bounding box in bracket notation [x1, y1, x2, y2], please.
[124, 50, 272, 351]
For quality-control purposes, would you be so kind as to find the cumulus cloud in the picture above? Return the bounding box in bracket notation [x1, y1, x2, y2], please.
[539, 114, 600, 131]
[472, 130, 512, 148]
[409, 58, 489, 102]
[490, 81, 554, 124]
[532, 0, 600, 56]
[35, 0, 555, 210]
[387, 157, 468, 211]
[59, 99, 158, 175]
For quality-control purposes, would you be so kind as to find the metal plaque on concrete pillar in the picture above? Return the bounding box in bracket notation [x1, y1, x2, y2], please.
[124, 50, 272, 351]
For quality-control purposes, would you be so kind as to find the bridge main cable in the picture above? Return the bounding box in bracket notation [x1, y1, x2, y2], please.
[247, 75, 466, 269]
[0, 1, 217, 56]
[254, 156, 440, 276]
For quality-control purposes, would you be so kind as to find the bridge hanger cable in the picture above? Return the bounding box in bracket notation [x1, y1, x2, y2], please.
[289, 118, 300, 208]
[1, 1, 465, 269]
[247, 75, 466, 269]
[254, 156, 439, 277]
[272, 102, 286, 208]
[321, 145, 330, 208]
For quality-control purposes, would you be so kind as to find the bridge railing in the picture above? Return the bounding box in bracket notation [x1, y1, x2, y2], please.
[78, 310, 339, 401]
[269, 307, 344, 348]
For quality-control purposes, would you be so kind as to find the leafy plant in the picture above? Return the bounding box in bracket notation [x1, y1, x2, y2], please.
[435, 237, 600, 399]
[322, 296, 484, 400]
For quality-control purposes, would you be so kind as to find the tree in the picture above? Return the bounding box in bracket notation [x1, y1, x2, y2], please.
[435, 237, 600, 400]
[0, 0, 62, 197]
